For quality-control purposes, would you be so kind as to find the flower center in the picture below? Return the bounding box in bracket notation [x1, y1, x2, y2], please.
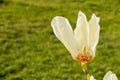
[77, 54, 92, 62]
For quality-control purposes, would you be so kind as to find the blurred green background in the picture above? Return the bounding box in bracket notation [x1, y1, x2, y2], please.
[0, 0, 120, 80]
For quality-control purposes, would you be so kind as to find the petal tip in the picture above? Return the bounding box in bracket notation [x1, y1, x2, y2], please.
[78, 11, 86, 17]
[51, 16, 67, 26]
[52, 16, 65, 21]
[91, 13, 100, 23]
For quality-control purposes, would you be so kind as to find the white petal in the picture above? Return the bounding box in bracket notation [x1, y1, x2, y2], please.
[51, 16, 78, 59]
[90, 75, 96, 80]
[88, 14, 100, 51]
[74, 11, 89, 51]
[103, 71, 118, 80]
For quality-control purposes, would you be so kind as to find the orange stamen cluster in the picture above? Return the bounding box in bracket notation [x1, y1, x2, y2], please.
[77, 54, 92, 62]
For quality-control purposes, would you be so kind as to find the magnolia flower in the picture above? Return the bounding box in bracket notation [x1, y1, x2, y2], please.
[103, 71, 118, 80]
[51, 11, 100, 62]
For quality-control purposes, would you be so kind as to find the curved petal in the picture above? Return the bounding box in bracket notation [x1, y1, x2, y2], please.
[90, 76, 96, 80]
[74, 11, 89, 51]
[88, 14, 100, 51]
[51, 16, 78, 59]
[103, 71, 118, 80]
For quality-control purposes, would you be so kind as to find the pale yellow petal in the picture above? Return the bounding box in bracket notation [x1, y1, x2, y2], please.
[103, 71, 118, 80]
[88, 14, 100, 51]
[88, 14, 100, 59]
[90, 76, 96, 80]
[74, 11, 89, 51]
[51, 16, 78, 59]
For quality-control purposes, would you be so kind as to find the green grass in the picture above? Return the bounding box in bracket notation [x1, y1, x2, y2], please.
[0, 0, 120, 80]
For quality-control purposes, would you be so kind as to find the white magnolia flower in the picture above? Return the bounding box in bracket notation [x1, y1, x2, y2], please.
[51, 11, 100, 62]
[90, 75, 96, 80]
[103, 71, 118, 80]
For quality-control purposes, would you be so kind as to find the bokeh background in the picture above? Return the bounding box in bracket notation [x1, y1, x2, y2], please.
[0, 0, 120, 80]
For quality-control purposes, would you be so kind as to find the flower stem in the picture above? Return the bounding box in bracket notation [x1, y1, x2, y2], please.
[81, 62, 90, 80]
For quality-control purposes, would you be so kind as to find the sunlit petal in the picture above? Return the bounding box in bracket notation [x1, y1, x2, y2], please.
[51, 16, 78, 59]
